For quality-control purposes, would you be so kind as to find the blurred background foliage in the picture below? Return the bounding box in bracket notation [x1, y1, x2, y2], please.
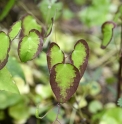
[0, 0, 122, 124]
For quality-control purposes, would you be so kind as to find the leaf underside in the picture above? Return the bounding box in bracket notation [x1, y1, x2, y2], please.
[22, 14, 42, 35]
[101, 21, 116, 49]
[70, 39, 89, 77]
[0, 31, 10, 70]
[18, 29, 43, 62]
[50, 63, 81, 103]
[47, 42, 65, 71]
[8, 20, 22, 41]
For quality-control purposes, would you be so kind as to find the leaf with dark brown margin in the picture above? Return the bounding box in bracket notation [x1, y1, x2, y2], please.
[22, 14, 42, 35]
[70, 39, 89, 77]
[18, 29, 43, 62]
[47, 42, 65, 72]
[50, 63, 81, 103]
[0, 31, 10, 70]
[101, 21, 116, 49]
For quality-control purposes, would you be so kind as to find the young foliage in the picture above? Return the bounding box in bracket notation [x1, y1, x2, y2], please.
[70, 39, 89, 77]
[18, 29, 43, 62]
[8, 20, 22, 41]
[47, 40, 89, 103]
[101, 21, 116, 49]
[22, 14, 42, 35]
[0, 31, 10, 70]
[47, 42, 65, 71]
[0, 67, 19, 94]
[50, 63, 81, 103]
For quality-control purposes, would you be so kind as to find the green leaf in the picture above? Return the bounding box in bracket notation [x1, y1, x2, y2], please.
[89, 100, 103, 113]
[0, 0, 16, 21]
[117, 97, 122, 107]
[9, 98, 30, 120]
[22, 14, 42, 35]
[6, 57, 26, 83]
[70, 39, 89, 77]
[8, 20, 21, 41]
[39, 0, 63, 24]
[50, 63, 80, 103]
[0, 91, 21, 109]
[45, 18, 54, 37]
[100, 107, 122, 124]
[0, 67, 19, 94]
[114, 5, 122, 22]
[101, 21, 116, 49]
[18, 29, 43, 62]
[0, 31, 10, 70]
[47, 42, 65, 71]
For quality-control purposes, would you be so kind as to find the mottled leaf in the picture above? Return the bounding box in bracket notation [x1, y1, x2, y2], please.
[0, 67, 19, 94]
[0, 31, 10, 70]
[47, 42, 65, 71]
[50, 63, 81, 103]
[6, 57, 26, 83]
[70, 39, 89, 77]
[18, 29, 43, 62]
[101, 21, 116, 49]
[22, 14, 42, 35]
[8, 20, 21, 41]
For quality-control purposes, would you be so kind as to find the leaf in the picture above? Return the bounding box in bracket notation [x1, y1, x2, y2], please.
[18, 29, 43, 62]
[114, 5, 122, 22]
[117, 97, 122, 107]
[0, 0, 16, 21]
[8, 20, 21, 41]
[22, 14, 42, 35]
[6, 57, 26, 83]
[89, 100, 103, 113]
[101, 21, 116, 49]
[0, 31, 10, 70]
[0, 67, 19, 94]
[50, 63, 81, 103]
[39, 0, 63, 24]
[70, 39, 89, 77]
[9, 98, 30, 120]
[45, 18, 54, 37]
[47, 42, 65, 71]
[0, 91, 21, 109]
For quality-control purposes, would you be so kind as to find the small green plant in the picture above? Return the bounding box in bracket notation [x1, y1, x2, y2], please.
[0, 11, 89, 123]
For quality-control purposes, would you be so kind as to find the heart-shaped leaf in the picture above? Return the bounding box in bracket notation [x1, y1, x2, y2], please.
[70, 39, 89, 77]
[22, 14, 42, 35]
[47, 42, 65, 71]
[50, 63, 81, 103]
[8, 20, 21, 41]
[101, 21, 116, 49]
[0, 31, 10, 70]
[18, 29, 43, 62]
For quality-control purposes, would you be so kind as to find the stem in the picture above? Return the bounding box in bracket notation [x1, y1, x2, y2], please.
[116, 20, 122, 101]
